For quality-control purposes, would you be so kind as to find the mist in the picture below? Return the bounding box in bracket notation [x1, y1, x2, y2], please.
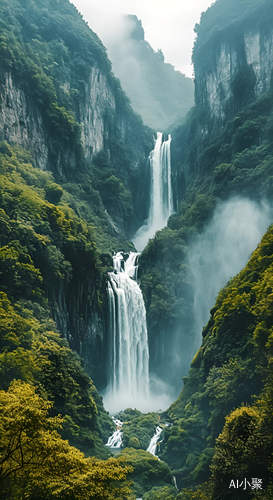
[72, 0, 215, 76]
[188, 198, 272, 351]
[100, 15, 194, 130]
[72, 1, 197, 129]
[103, 374, 175, 414]
[160, 197, 272, 397]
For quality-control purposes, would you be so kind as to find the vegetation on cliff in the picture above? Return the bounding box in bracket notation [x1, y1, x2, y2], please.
[0, 140, 140, 497]
[193, 0, 270, 60]
[140, 85, 273, 388]
[0, 0, 153, 237]
[160, 224, 273, 498]
[0, 141, 117, 436]
[0, 381, 131, 499]
[0, 1, 153, 496]
[139, 1, 273, 495]
[0, 0, 273, 497]
[117, 409, 160, 451]
[119, 448, 173, 498]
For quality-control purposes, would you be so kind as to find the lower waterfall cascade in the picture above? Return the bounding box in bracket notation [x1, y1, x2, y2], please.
[104, 252, 150, 413]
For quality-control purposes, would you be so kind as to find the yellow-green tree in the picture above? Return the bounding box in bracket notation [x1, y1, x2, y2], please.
[0, 380, 132, 499]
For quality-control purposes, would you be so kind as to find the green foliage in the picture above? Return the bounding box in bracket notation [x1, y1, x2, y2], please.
[45, 182, 64, 204]
[177, 482, 213, 500]
[160, 225, 273, 496]
[0, 0, 109, 124]
[141, 83, 273, 391]
[0, 143, 102, 284]
[91, 164, 134, 228]
[0, 380, 132, 499]
[121, 412, 160, 450]
[0, 145, 115, 458]
[120, 448, 173, 498]
[0, 0, 153, 237]
[138, 2, 273, 496]
[0, 240, 43, 300]
[143, 485, 178, 499]
[0, 291, 112, 458]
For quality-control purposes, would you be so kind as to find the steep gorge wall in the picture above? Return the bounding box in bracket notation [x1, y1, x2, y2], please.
[0, 0, 153, 230]
[0, 73, 49, 170]
[193, 0, 273, 126]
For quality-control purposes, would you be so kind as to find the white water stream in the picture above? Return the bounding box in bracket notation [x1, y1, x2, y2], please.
[146, 426, 163, 456]
[133, 131, 173, 251]
[105, 418, 123, 449]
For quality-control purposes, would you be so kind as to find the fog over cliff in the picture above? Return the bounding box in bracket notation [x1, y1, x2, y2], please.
[72, 1, 195, 130]
[105, 15, 194, 130]
[188, 198, 272, 351]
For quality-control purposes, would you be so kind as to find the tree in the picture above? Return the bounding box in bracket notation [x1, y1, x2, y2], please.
[0, 380, 132, 499]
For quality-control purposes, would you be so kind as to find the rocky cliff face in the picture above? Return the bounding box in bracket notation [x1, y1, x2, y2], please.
[193, 0, 273, 126]
[50, 279, 107, 389]
[79, 66, 117, 158]
[0, 0, 153, 231]
[0, 73, 49, 170]
[0, 64, 151, 201]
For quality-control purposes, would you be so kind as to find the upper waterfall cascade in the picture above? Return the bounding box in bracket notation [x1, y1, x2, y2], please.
[133, 131, 174, 251]
[104, 252, 150, 412]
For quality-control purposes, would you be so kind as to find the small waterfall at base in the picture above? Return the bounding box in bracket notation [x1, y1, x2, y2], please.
[173, 475, 178, 490]
[133, 131, 173, 251]
[104, 252, 150, 413]
[146, 426, 163, 456]
[105, 418, 123, 449]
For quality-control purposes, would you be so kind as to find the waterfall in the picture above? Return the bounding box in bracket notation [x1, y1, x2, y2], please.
[105, 418, 123, 449]
[146, 426, 163, 456]
[104, 131, 174, 413]
[173, 475, 178, 490]
[104, 252, 150, 412]
[133, 131, 173, 251]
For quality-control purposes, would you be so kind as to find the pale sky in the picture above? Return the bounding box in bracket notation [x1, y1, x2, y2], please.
[72, 0, 215, 77]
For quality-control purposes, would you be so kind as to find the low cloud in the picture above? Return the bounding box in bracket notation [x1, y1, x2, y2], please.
[72, 0, 215, 76]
